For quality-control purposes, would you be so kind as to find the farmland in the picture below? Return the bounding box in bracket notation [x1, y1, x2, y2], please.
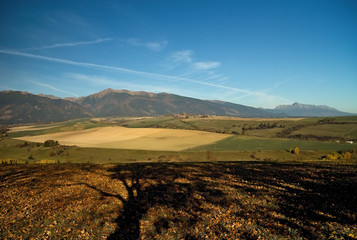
[1, 116, 357, 239]
[14, 126, 229, 151]
[1, 116, 357, 164]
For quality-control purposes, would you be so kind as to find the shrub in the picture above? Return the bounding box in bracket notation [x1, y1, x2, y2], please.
[327, 153, 337, 160]
[43, 140, 59, 147]
[294, 147, 300, 155]
[289, 147, 300, 154]
[342, 151, 352, 160]
[326, 151, 352, 160]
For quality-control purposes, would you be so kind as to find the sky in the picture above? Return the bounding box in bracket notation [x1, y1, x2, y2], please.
[0, 0, 356, 113]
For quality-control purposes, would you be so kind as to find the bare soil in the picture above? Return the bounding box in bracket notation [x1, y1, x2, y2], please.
[1, 162, 356, 239]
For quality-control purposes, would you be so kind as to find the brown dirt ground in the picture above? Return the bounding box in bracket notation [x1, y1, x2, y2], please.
[1, 162, 356, 239]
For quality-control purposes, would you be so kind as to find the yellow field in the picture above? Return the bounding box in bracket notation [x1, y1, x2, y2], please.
[15, 126, 229, 151]
[8, 125, 56, 132]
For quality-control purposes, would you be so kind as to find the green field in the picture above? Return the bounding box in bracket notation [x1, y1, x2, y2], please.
[197, 135, 355, 151]
[111, 115, 357, 139]
[7, 118, 106, 138]
[292, 124, 357, 140]
[1, 117, 357, 239]
[2, 116, 357, 164]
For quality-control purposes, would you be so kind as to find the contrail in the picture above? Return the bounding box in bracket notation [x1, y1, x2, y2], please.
[0, 48, 273, 98]
[26, 38, 112, 50]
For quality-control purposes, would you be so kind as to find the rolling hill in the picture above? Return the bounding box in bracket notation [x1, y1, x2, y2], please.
[0, 89, 354, 124]
[0, 90, 92, 124]
[71, 88, 275, 118]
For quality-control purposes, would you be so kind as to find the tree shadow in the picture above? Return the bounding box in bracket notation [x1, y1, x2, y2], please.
[81, 162, 357, 239]
[83, 163, 226, 240]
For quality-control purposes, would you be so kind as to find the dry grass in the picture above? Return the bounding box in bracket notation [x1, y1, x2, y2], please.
[1, 162, 356, 239]
[8, 125, 57, 133]
[15, 126, 229, 151]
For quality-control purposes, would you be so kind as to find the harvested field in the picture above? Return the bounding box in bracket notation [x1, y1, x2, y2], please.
[15, 126, 229, 151]
[8, 125, 56, 133]
[1, 163, 356, 239]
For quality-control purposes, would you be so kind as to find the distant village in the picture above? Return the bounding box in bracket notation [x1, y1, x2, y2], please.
[172, 114, 216, 119]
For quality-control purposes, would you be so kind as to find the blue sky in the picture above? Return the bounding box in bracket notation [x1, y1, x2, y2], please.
[1, 0, 356, 113]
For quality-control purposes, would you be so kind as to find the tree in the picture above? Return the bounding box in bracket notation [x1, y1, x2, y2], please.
[43, 140, 59, 147]
[294, 147, 300, 155]
[342, 152, 351, 160]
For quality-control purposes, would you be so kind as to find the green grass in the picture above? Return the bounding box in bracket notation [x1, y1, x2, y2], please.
[121, 116, 173, 128]
[292, 124, 357, 140]
[0, 138, 174, 163]
[1, 137, 356, 164]
[3, 116, 357, 164]
[123, 116, 357, 140]
[8, 119, 106, 138]
[196, 135, 356, 151]
[121, 116, 302, 134]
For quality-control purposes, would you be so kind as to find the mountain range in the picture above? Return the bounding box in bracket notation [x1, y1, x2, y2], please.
[0, 89, 354, 124]
[269, 102, 353, 117]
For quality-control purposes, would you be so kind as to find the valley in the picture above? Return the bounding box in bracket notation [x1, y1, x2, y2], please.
[1, 0, 356, 238]
[1, 116, 356, 164]
[1, 93, 356, 240]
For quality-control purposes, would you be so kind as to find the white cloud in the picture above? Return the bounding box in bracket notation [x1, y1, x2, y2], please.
[126, 38, 168, 51]
[145, 41, 168, 51]
[193, 61, 221, 70]
[170, 50, 193, 63]
[27, 38, 112, 50]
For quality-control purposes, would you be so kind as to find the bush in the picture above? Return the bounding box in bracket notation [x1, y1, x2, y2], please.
[327, 152, 340, 160]
[43, 140, 59, 147]
[289, 147, 300, 155]
[342, 151, 352, 160]
[294, 147, 300, 155]
[326, 151, 352, 160]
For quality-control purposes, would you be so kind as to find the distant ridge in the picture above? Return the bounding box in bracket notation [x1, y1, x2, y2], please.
[0, 89, 354, 124]
[269, 102, 354, 117]
[74, 88, 274, 118]
[0, 90, 92, 124]
[38, 94, 61, 100]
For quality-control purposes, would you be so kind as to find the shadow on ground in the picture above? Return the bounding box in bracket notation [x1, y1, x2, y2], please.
[82, 162, 357, 239]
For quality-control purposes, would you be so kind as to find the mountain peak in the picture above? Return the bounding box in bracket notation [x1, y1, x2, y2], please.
[38, 94, 61, 100]
[1, 89, 354, 124]
[272, 102, 350, 117]
[91, 88, 157, 98]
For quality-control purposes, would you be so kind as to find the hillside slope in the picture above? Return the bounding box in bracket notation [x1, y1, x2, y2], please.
[75, 88, 275, 117]
[0, 91, 92, 124]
